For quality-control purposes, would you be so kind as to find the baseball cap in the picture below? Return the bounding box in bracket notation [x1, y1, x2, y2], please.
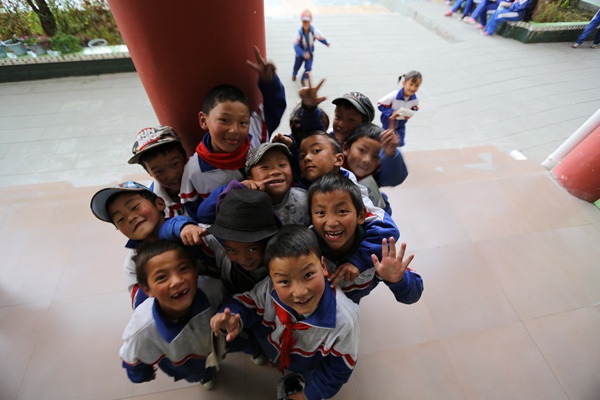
[245, 142, 292, 175]
[332, 92, 375, 122]
[90, 181, 154, 222]
[301, 9, 312, 22]
[128, 126, 181, 164]
[207, 189, 280, 243]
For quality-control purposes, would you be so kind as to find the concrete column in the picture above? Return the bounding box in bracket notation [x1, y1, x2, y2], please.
[552, 125, 600, 203]
[107, 0, 266, 154]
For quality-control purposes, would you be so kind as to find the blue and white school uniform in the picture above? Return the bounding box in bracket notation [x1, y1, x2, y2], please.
[377, 88, 419, 147]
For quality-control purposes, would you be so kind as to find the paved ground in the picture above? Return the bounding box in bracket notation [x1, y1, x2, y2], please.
[1, 0, 599, 188]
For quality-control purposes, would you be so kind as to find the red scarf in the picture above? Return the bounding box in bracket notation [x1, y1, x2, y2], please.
[275, 302, 310, 372]
[195, 137, 250, 170]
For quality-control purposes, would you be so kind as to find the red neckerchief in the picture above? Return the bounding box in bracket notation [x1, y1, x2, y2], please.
[274, 302, 310, 372]
[195, 137, 250, 170]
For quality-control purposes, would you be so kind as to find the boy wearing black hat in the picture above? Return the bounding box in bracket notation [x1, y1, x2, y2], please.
[128, 126, 188, 218]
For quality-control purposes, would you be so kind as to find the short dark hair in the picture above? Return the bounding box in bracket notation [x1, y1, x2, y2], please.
[335, 100, 371, 123]
[134, 240, 195, 287]
[203, 84, 250, 114]
[308, 173, 364, 215]
[106, 190, 159, 225]
[264, 224, 321, 268]
[138, 141, 187, 171]
[301, 130, 342, 155]
[344, 123, 383, 150]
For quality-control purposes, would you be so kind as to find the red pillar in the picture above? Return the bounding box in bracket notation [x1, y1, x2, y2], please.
[106, 0, 266, 155]
[552, 125, 600, 203]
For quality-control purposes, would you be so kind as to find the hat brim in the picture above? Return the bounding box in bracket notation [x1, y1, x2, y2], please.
[128, 137, 182, 164]
[207, 225, 279, 243]
[332, 97, 372, 121]
[90, 187, 147, 222]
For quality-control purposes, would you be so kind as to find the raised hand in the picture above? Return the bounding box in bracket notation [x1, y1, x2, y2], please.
[210, 308, 241, 342]
[247, 45, 276, 82]
[298, 75, 326, 109]
[371, 237, 414, 284]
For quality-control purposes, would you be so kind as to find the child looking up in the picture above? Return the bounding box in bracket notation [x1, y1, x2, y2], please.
[203, 189, 281, 293]
[90, 181, 207, 308]
[180, 47, 286, 219]
[196, 142, 310, 226]
[308, 174, 423, 304]
[292, 9, 330, 86]
[343, 123, 409, 214]
[210, 225, 359, 400]
[377, 71, 422, 147]
[128, 126, 188, 218]
[120, 240, 226, 389]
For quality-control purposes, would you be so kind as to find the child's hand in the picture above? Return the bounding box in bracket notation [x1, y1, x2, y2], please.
[247, 46, 276, 82]
[328, 262, 360, 287]
[272, 133, 294, 148]
[210, 308, 241, 342]
[298, 75, 326, 108]
[180, 224, 207, 246]
[303, 51, 311, 60]
[380, 128, 400, 158]
[287, 393, 307, 400]
[371, 237, 414, 284]
[240, 178, 275, 191]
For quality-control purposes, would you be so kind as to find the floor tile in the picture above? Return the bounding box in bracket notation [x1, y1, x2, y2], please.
[443, 322, 568, 400]
[525, 307, 600, 400]
[413, 243, 520, 338]
[476, 232, 590, 320]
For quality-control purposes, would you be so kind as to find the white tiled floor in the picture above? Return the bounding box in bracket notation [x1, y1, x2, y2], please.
[1, 1, 600, 399]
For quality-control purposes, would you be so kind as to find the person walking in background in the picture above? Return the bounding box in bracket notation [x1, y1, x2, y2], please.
[292, 9, 330, 86]
[572, 9, 600, 48]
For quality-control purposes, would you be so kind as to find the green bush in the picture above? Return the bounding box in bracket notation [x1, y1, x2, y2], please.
[531, 0, 595, 22]
[49, 32, 82, 53]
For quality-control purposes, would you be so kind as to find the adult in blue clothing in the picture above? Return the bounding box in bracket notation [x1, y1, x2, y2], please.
[482, 0, 534, 36]
[571, 10, 600, 49]
[292, 9, 330, 86]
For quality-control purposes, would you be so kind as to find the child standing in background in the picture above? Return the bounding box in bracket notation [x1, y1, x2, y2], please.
[377, 71, 422, 147]
[292, 9, 330, 86]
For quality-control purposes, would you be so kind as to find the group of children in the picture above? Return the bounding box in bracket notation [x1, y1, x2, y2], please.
[443, 0, 537, 36]
[89, 29, 425, 400]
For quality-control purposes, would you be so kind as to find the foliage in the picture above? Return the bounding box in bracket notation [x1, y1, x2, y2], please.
[531, 0, 596, 22]
[20, 34, 50, 48]
[0, 0, 122, 45]
[49, 32, 81, 53]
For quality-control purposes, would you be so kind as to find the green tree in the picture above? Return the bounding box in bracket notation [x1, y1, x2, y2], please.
[25, 0, 57, 36]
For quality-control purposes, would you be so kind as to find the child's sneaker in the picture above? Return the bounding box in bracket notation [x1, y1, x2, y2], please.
[481, 30, 491, 36]
[463, 16, 476, 24]
[444, 10, 453, 16]
[476, 23, 485, 29]
[571, 42, 581, 48]
[200, 367, 216, 390]
[591, 43, 600, 49]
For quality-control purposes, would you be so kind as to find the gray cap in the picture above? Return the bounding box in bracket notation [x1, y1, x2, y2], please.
[332, 92, 375, 122]
[90, 181, 153, 222]
[245, 142, 292, 175]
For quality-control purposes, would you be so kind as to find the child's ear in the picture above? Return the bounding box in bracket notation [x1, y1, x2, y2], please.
[320, 256, 330, 277]
[198, 111, 208, 130]
[155, 197, 166, 213]
[334, 153, 344, 168]
[357, 207, 367, 225]
[140, 284, 154, 298]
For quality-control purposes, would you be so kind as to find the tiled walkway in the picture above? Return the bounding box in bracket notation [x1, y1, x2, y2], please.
[1, 1, 600, 399]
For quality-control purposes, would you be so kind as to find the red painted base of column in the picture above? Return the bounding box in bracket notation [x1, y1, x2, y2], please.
[552, 125, 600, 203]
[106, 1, 266, 154]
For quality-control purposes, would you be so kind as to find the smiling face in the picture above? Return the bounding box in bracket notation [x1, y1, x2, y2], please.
[199, 100, 251, 153]
[344, 136, 381, 179]
[248, 149, 293, 205]
[269, 253, 327, 315]
[108, 192, 165, 241]
[143, 150, 186, 197]
[310, 190, 366, 256]
[142, 249, 198, 320]
[299, 135, 344, 182]
[332, 104, 365, 145]
[402, 77, 422, 98]
[222, 239, 267, 271]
